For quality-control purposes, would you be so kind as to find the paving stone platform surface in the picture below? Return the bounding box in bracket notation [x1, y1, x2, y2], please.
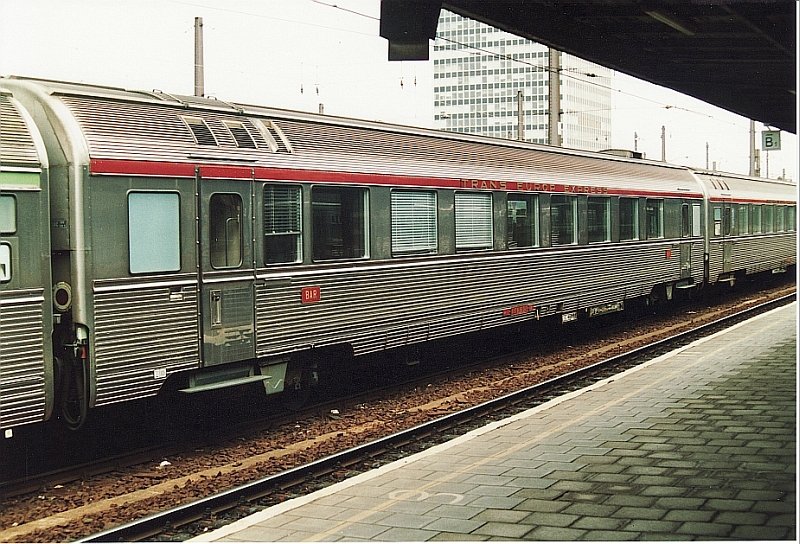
[196, 302, 796, 541]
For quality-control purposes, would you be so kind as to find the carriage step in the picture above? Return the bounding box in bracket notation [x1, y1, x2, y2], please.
[179, 374, 272, 394]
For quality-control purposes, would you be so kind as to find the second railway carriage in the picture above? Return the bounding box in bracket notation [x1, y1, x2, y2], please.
[0, 76, 794, 433]
[0, 87, 54, 434]
[692, 170, 796, 283]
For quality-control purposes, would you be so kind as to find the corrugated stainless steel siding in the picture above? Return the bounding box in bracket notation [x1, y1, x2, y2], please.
[709, 234, 796, 280]
[92, 282, 200, 406]
[0, 292, 46, 428]
[255, 243, 681, 357]
[733, 234, 796, 274]
[692, 243, 704, 279]
[0, 95, 40, 167]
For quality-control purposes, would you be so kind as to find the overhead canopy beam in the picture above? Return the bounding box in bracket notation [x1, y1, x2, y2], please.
[379, 0, 796, 133]
[379, 0, 443, 61]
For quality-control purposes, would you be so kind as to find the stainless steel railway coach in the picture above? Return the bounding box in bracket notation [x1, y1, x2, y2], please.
[0, 77, 796, 436]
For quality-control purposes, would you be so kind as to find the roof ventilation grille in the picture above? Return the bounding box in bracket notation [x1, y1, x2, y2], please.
[182, 116, 218, 146]
[255, 120, 292, 153]
[225, 121, 257, 149]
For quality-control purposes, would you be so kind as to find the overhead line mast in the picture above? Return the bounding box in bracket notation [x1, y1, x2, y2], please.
[194, 16, 204, 97]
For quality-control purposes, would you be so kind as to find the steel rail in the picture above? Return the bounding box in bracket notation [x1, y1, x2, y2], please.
[79, 293, 795, 543]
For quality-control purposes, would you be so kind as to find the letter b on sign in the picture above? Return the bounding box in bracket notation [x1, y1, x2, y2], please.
[762, 130, 781, 151]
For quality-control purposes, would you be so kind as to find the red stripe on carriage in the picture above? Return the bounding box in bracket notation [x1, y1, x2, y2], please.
[89, 158, 706, 199]
[90, 159, 196, 177]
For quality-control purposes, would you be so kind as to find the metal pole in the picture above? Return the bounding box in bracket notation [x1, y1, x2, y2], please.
[661, 125, 666, 162]
[194, 17, 204, 97]
[749, 120, 756, 176]
[548, 47, 561, 146]
[517, 90, 524, 141]
[705, 141, 709, 169]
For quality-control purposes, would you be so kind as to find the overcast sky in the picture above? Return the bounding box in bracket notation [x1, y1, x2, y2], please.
[1, 0, 796, 180]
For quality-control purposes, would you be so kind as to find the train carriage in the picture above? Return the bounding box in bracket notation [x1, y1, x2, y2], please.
[693, 170, 797, 283]
[0, 87, 54, 434]
[0, 76, 795, 433]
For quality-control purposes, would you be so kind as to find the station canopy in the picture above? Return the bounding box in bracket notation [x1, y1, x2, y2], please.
[380, 0, 797, 134]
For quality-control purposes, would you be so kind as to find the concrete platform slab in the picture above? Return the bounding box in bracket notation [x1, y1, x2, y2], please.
[194, 303, 796, 541]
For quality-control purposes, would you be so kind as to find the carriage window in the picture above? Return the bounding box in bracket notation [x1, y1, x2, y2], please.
[712, 206, 722, 236]
[0, 195, 15, 233]
[681, 204, 691, 237]
[312, 186, 368, 260]
[0, 243, 10, 282]
[507, 193, 538, 248]
[787, 206, 796, 231]
[128, 192, 181, 274]
[723, 206, 733, 236]
[619, 198, 638, 240]
[751, 205, 762, 234]
[775, 206, 785, 232]
[210, 194, 243, 269]
[588, 197, 610, 243]
[264, 184, 302, 264]
[455, 192, 493, 250]
[645, 199, 663, 239]
[550, 195, 577, 246]
[391, 190, 437, 255]
[737, 204, 749, 235]
[763, 205, 774, 233]
[692, 203, 702, 237]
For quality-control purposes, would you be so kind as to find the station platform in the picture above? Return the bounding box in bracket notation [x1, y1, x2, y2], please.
[196, 302, 797, 541]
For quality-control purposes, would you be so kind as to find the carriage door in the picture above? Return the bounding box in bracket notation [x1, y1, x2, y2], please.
[198, 171, 256, 367]
[679, 203, 692, 279]
[721, 201, 733, 274]
[680, 202, 701, 280]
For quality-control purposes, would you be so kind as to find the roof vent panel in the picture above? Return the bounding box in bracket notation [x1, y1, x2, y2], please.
[254, 119, 293, 153]
[224, 121, 257, 149]
[182, 116, 218, 146]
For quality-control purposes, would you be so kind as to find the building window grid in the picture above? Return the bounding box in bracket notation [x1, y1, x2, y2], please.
[434, 11, 611, 150]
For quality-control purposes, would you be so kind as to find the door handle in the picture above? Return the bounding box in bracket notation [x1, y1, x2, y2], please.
[210, 290, 222, 327]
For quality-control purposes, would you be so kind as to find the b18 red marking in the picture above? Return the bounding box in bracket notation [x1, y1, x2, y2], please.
[502, 304, 536, 317]
[301, 286, 322, 304]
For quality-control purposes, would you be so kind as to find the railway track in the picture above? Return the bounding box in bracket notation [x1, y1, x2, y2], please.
[0, 312, 569, 497]
[76, 292, 795, 542]
[0, 279, 785, 498]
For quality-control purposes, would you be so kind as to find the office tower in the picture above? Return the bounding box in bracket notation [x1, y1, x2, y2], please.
[433, 11, 613, 150]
